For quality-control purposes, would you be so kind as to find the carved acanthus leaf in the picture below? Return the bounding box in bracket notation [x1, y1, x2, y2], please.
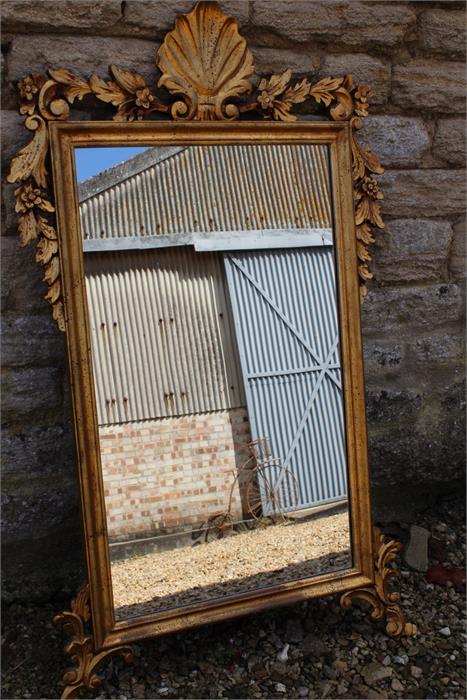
[340, 528, 417, 637]
[18, 210, 38, 247]
[48, 68, 92, 103]
[258, 70, 311, 121]
[7, 115, 49, 188]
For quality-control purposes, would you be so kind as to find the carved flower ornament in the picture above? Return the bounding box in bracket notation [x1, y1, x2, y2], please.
[6, 0, 384, 332]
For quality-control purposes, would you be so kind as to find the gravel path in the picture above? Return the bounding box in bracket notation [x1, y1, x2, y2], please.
[111, 511, 351, 619]
[2, 494, 465, 699]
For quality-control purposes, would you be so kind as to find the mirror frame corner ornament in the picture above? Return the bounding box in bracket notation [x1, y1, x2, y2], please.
[6, 2, 415, 697]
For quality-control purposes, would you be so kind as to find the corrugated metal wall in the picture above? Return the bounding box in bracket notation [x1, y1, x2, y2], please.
[85, 247, 245, 425]
[79, 145, 332, 239]
[224, 247, 347, 510]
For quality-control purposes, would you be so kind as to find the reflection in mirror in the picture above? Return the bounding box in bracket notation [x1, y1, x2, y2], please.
[76, 144, 352, 620]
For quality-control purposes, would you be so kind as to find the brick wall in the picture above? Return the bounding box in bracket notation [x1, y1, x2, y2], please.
[100, 408, 250, 542]
[1, 0, 465, 600]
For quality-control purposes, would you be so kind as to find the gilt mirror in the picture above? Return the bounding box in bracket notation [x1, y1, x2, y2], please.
[6, 2, 415, 697]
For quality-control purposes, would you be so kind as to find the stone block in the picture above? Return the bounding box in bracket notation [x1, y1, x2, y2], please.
[8, 34, 159, 87]
[362, 341, 404, 377]
[433, 118, 466, 167]
[360, 116, 430, 168]
[366, 388, 421, 425]
[2, 423, 75, 479]
[1, 110, 28, 172]
[253, 47, 319, 75]
[1, 312, 66, 368]
[361, 284, 463, 335]
[368, 378, 465, 486]
[122, 0, 250, 37]
[1, 0, 123, 34]
[408, 333, 465, 364]
[1, 237, 51, 315]
[449, 218, 466, 281]
[418, 9, 466, 60]
[373, 219, 453, 283]
[318, 54, 390, 105]
[392, 60, 466, 113]
[252, 1, 416, 49]
[1, 365, 65, 429]
[404, 525, 430, 572]
[378, 170, 466, 219]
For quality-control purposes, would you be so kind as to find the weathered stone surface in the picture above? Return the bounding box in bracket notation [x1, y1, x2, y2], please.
[1, 237, 51, 315]
[404, 525, 430, 572]
[1, 0, 123, 34]
[408, 332, 464, 364]
[318, 54, 390, 105]
[1, 110, 28, 171]
[363, 341, 404, 376]
[368, 378, 465, 485]
[2, 423, 74, 478]
[253, 47, 319, 75]
[433, 118, 466, 167]
[366, 388, 421, 425]
[449, 218, 466, 281]
[392, 60, 466, 113]
[8, 34, 159, 85]
[1, 366, 64, 429]
[418, 9, 466, 60]
[252, 1, 416, 48]
[2, 313, 66, 368]
[373, 219, 453, 283]
[378, 170, 466, 218]
[361, 284, 463, 335]
[122, 0, 250, 36]
[360, 116, 430, 168]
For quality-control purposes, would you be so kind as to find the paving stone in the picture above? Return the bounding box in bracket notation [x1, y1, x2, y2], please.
[404, 525, 430, 572]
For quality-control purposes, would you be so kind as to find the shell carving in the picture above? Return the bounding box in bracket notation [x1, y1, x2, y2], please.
[157, 1, 254, 120]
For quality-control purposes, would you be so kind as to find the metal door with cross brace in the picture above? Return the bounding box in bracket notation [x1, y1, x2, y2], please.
[223, 246, 347, 514]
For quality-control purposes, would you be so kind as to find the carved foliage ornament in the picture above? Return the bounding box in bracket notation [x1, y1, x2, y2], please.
[7, 0, 385, 332]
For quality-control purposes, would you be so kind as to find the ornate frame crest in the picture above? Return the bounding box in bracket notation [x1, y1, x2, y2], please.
[7, 0, 384, 333]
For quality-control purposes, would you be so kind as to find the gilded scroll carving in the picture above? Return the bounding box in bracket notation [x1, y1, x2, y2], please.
[7, 0, 384, 330]
[54, 584, 133, 699]
[340, 528, 417, 637]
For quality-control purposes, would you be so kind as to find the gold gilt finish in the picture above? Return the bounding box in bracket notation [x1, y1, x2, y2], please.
[53, 584, 133, 699]
[7, 1, 384, 333]
[341, 529, 418, 637]
[5, 3, 414, 698]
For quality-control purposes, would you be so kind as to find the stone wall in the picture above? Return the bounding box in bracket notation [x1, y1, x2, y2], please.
[100, 409, 249, 542]
[1, 0, 465, 600]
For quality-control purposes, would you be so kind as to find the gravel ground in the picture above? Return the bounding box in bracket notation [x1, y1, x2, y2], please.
[112, 511, 351, 620]
[2, 494, 465, 700]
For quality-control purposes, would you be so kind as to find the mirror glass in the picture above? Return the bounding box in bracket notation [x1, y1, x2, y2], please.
[75, 144, 352, 621]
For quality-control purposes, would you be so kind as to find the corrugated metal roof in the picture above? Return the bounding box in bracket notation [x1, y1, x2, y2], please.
[84, 247, 245, 425]
[79, 145, 332, 240]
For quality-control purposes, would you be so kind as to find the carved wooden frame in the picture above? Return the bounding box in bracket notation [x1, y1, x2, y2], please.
[6, 3, 414, 697]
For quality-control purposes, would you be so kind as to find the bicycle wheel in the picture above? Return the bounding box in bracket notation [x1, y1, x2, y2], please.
[246, 464, 300, 521]
[204, 511, 234, 543]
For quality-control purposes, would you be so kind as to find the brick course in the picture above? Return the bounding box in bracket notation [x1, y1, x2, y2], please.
[100, 408, 250, 542]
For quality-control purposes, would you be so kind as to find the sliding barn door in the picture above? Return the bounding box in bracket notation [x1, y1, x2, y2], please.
[224, 247, 347, 513]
